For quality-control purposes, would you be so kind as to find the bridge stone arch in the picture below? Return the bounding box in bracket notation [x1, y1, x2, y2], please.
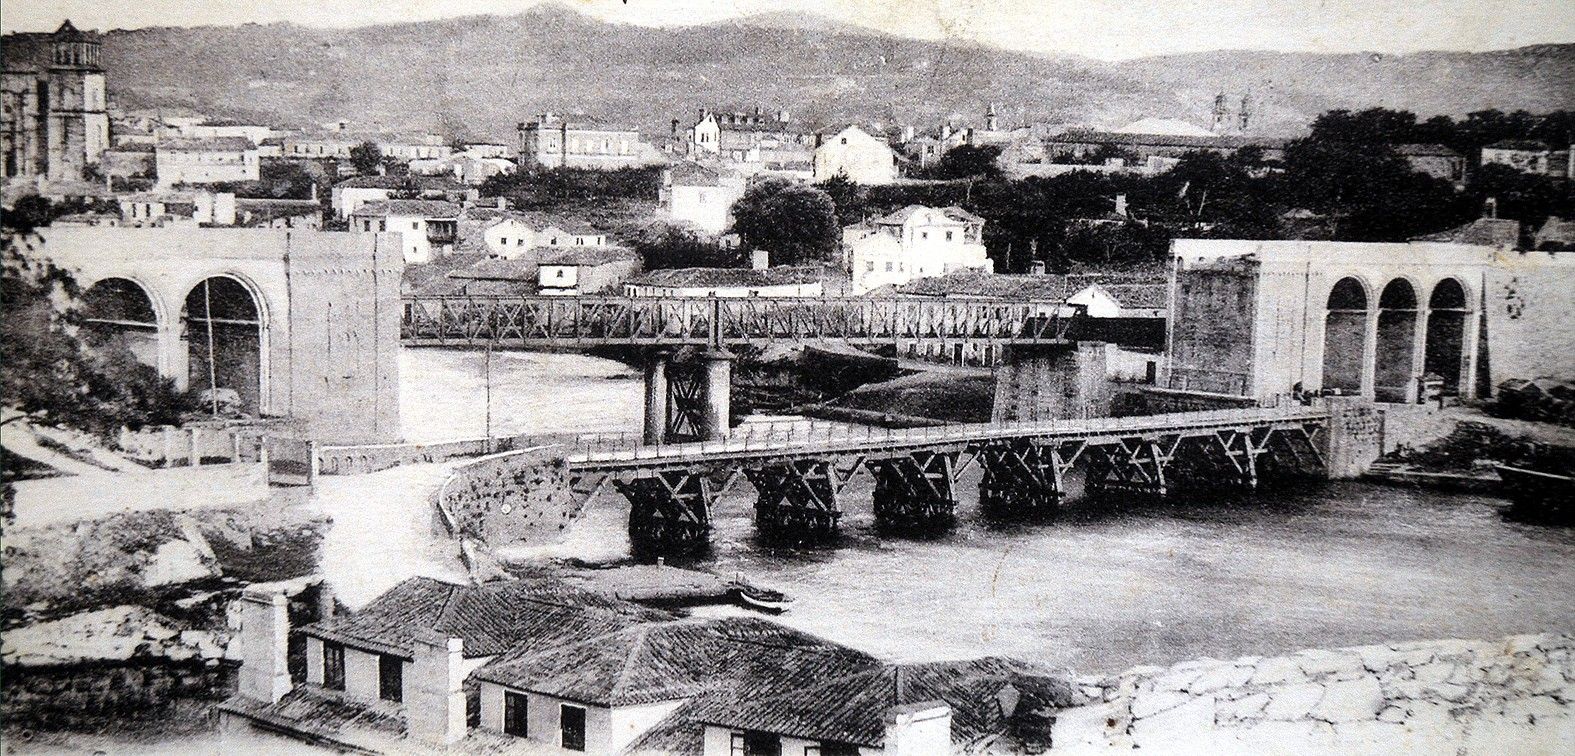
[81, 276, 167, 372]
[1319, 276, 1372, 396]
[182, 273, 271, 415]
[1374, 277, 1423, 403]
[1423, 276, 1474, 396]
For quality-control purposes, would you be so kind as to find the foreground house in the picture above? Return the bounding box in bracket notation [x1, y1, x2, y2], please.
[472, 617, 878, 754]
[661, 162, 747, 235]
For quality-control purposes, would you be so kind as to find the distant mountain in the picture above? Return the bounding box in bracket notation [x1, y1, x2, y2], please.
[5, 4, 1571, 141]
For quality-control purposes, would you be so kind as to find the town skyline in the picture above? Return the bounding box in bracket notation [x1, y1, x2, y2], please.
[2, 0, 1572, 61]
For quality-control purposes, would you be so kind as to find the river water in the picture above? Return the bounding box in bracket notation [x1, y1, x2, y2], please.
[402, 349, 1575, 675]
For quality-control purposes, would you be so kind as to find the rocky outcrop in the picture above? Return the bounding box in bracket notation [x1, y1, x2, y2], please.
[1, 606, 233, 668]
[1052, 634, 1575, 755]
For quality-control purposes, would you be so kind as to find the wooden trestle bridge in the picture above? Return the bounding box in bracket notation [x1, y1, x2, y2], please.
[558, 405, 1333, 554]
[401, 295, 1082, 348]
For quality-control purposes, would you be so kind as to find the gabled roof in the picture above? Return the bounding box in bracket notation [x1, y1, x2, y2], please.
[351, 199, 461, 219]
[1412, 217, 1520, 248]
[687, 657, 1075, 748]
[1393, 143, 1463, 158]
[472, 616, 878, 707]
[628, 265, 825, 289]
[538, 246, 638, 267]
[298, 576, 667, 659]
[157, 136, 255, 152]
[335, 175, 464, 190]
[1534, 216, 1575, 250]
[891, 271, 1066, 301]
[1071, 282, 1169, 310]
[1485, 139, 1559, 152]
[874, 205, 983, 226]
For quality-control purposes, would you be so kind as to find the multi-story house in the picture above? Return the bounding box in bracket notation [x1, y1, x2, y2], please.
[330, 174, 468, 219]
[351, 199, 461, 264]
[688, 107, 816, 166]
[1480, 140, 1573, 179]
[153, 137, 260, 188]
[661, 162, 747, 235]
[535, 247, 642, 295]
[118, 190, 236, 227]
[814, 125, 898, 185]
[1, 21, 111, 182]
[516, 113, 649, 170]
[846, 205, 993, 294]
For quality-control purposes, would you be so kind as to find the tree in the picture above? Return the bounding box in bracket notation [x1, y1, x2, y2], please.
[729, 179, 841, 265]
[815, 174, 868, 227]
[1, 230, 195, 438]
[632, 221, 741, 270]
[933, 145, 1003, 179]
[349, 140, 383, 175]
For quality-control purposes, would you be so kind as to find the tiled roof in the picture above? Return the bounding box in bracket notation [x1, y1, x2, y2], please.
[157, 136, 254, 152]
[1077, 282, 1169, 310]
[217, 685, 405, 753]
[538, 246, 638, 266]
[891, 271, 1066, 301]
[335, 175, 464, 190]
[1046, 130, 1289, 150]
[1393, 143, 1462, 158]
[689, 657, 1076, 748]
[875, 205, 983, 226]
[1485, 139, 1559, 152]
[1534, 216, 1575, 249]
[351, 199, 461, 218]
[1412, 217, 1520, 248]
[448, 258, 538, 282]
[298, 576, 667, 659]
[628, 265, 826, 289]
[473, 616, 878, 708]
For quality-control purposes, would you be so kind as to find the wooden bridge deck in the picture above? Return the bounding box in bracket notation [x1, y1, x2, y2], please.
[564, 406, 1330, 473]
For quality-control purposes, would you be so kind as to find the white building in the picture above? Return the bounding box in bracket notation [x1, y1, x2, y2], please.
[154, 137, 259, 187]
[351, 199, 460, 264]
[535, 247, 641, 295]
[662, 162, 746, 234]
[814, 125, 898, 185]
[330, 175, 466, 220]
[1479, 140, 1572, 178]
[119, 190, 236, 227]
[846, 205, 992, 294]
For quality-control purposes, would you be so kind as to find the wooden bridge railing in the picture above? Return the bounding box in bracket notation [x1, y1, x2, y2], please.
[565, 405, 1330, 472]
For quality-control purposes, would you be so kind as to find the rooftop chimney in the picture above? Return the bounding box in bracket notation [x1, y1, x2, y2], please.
[408, 631, 466, 746]
[1114, 194, 1129, 218]
[751, 249, 770, 270]
[884, 701, 952, 756]
[235, 586, 292, 704]
[1485, 196, 1499, 219]
[1030, 260, 1046, 276]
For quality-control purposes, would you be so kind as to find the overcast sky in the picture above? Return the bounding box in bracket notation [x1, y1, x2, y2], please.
[2, 0, 1571, 60]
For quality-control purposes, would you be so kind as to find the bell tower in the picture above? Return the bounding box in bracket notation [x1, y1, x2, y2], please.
[45, 20, 110, 182]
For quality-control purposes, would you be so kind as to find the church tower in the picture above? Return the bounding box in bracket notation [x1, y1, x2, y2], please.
[45, 20, 110, 182]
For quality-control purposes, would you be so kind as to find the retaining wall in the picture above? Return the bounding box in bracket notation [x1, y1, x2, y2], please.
[1052, 633, 1575, 755]
[432, 447, 579, 549]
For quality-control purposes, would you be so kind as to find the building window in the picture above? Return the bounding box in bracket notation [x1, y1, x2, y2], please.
[866, 262, 875, 272]
[503, 691, 528, 737]
[821, 744, 859, 756]
[559, 704, 586, 751]
[885, 262, 893, 272]
[730, 733, 746, 756]
[378, 655, 402, 702]
[322, 642, 345, 691]
[555, 269, 565, 278]
[946, 230, 954, 241]
[742, 732, 781, 756]
[412, 222, 419, 231]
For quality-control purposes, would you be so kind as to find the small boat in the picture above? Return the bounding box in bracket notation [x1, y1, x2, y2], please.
[1495, 465, 1575, 524]
[729, 574, 792, 614]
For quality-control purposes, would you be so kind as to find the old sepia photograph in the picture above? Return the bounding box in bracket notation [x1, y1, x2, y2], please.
[1, 0, 1572, 753]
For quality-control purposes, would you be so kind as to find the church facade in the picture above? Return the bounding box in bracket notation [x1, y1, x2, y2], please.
[1, 21, 111, 182]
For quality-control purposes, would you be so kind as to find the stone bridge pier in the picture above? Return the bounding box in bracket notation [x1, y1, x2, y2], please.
[643, 349, 734, 444]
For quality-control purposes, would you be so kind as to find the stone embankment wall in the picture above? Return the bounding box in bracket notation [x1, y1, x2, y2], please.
[433, 447, 578, 549]
[1052, 633, 1575, 755]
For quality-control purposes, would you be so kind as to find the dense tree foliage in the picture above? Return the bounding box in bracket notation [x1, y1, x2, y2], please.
[349, 141, 383, 175]
[812, 108, 1573, 271]
[630, 221, 741, 270]
[928, 145, 1004, 180]
[479, 166, 663, 207]
[730, 179, 842, 265]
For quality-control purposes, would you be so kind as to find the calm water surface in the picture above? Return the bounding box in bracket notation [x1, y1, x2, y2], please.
[405, 348, 1575, 675]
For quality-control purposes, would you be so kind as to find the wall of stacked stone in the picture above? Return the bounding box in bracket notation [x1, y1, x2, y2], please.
[1050, 633, 1575, 755]
[317, 432, 599, 476]
[433, 446, 579, 548]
